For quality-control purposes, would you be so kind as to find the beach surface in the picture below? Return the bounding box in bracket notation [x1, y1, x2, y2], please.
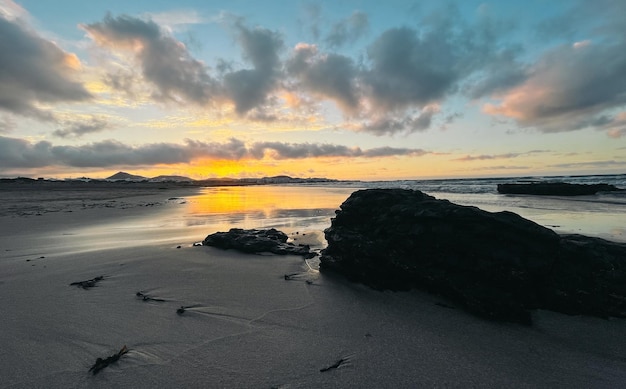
[2, 183, 626, 388]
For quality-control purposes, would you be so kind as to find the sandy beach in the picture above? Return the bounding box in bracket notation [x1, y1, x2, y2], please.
[2, 183, 626, 388]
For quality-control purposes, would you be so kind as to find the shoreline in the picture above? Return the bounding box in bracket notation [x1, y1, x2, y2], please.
[2, 183, 626, 387]
[0, 180, 202, 218]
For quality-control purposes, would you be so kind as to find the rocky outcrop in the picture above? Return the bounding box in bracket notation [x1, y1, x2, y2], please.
[497, 182, 622, 196]
[203, 228, 314, 257]
[320, 189, 626, 324]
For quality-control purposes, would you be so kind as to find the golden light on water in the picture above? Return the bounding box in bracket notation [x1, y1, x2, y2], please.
[187, 185, 354, 217]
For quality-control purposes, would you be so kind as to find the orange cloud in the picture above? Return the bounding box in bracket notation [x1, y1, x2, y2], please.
[482, 83, 552, 121]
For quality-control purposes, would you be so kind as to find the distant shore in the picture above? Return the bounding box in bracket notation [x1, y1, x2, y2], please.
[0, 180, 201, 218]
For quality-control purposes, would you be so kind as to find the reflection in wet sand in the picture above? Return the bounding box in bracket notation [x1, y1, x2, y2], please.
[183, 185, 358, 236]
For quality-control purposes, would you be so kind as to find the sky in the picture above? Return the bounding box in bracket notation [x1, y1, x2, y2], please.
[0, 0, 625, 180]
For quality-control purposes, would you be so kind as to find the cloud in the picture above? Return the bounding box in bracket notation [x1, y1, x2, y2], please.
[0, 135, 429, 169]
[82, 14, 217, 105]
[608, 129, 626, 139]
[80, 7, 531, 133]
[92, 12, 288, 115]
[464, 48, 528, 99]
[363, 27, 457, 111]
[287, 44, 360, 112]
[52, 116, 112, 138]
[325, 11, 369, 48]
[454, 150, 550, 161]
[144, 9, 206, 32]
[481, 165, 530, 171]
[548, 160, 626, 169]
[0, 136, 248, 168]
[356, 105, 439, 135]
[285, 4, 526, 136]
[0, 0, 29, 21]
[347, 10, 523, 134]
[102, 70, 138, 97]
[298, 3, 322, 40]
[603, 112, 626, 138]
[222, 22, 284, 114]
[0, 114, 15, 133]
[484, 1, 626, 135]
[483, 40, 626, 133]
[361, 9, 519, 113]
[249, 141, 427, 159]
[536, 0, 626, 42]
[360, 146, 428, 158]
[0, 15, 91, 119]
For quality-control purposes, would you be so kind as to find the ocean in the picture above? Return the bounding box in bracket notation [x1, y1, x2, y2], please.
[178, 174, 626, 246]
[33, 174, 623, 257]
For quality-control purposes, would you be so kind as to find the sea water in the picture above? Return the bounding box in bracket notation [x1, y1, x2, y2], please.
[179, 174, 626, 244]
[23, 174, 624, 258]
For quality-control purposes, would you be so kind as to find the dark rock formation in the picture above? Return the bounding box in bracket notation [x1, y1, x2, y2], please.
[203, 228, 313, 257]
[320, 189, 626, 324]
[497, 182, 622, 196]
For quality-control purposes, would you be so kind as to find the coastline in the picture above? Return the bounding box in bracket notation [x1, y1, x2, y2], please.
[2, 184, 626, 387]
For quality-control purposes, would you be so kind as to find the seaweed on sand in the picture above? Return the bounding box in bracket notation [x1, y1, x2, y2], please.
[89, 345, 129, 375]
[70, 276, 104, 289]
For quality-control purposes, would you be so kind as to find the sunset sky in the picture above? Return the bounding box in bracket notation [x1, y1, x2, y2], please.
[0, 0, 624, 180]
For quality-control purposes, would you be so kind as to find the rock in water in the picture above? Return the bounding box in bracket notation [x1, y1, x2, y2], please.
[320, 189, 626, 324]
[203, 228, 312, 257]
[497, 182, 622, 196]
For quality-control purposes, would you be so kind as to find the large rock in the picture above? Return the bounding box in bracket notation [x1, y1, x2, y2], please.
[320, 189, 626, 324]
[203, 228, 313, 257]
[497, 182, 622, 196]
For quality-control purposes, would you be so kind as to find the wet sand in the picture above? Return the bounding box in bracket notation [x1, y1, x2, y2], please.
[2, 184, 626, 388]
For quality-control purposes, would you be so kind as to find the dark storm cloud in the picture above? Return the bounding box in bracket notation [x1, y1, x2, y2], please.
[287, 44, 360, 111]
[223, 22, 284, 115]
[0, 136, 429, 169]
[325, 11, 369, 48]
[53, 116, 111, 138]
[0, 16, 91, 119]
[82, 14, 217, 105]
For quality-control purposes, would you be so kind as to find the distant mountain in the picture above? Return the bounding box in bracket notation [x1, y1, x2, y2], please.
[149, 175, 194, 182]
[106, 171, 147, 181]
